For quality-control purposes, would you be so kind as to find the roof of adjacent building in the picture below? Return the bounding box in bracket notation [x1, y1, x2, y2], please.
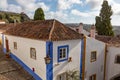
[96, 35, 120, 46]
[4, 19, 83, 41]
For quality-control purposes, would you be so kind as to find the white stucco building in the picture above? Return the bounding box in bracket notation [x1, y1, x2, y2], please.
[1, 19, 109, 80]
[96, 35, 120, 80]
[81, 36, 106, 80]
[2, 19, 83, 80]
[105, 37, 120, 80]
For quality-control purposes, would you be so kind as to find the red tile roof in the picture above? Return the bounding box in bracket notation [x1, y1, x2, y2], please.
[95, 35, 112, 43]
[4, 19, 83, 41]
[0, 24, 14, 32]
[96, 35, 120, 45]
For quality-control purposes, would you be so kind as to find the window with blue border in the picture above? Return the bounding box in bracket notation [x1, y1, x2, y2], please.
[58, 45, 69, 62]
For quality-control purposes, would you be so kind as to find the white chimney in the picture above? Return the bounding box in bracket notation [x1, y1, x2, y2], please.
[90, 24, 96, 38]
[79, 23, 83, 33]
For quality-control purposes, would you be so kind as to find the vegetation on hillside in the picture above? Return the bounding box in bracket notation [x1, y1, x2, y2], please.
[95, 0, 114, 36]
[0, 11, 30, 23]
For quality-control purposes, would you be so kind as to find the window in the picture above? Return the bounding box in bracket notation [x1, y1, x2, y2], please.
[58, 45, 69, 62]
[89, 74, 96, 80]
[30, 48, 36, 60]
[91, 51, 97, 62]
[14, 42, 17, 49]
[57, 72, 66, 80]
[115, 55, 120, 64]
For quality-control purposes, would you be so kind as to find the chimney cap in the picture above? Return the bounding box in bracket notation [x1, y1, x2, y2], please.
[79, 23, 83, 25]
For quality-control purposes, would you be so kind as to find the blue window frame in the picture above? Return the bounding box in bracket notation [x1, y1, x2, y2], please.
[58, 45, 69, 62]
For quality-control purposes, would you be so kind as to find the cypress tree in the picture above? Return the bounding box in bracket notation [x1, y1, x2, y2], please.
[95, 0, 114, 36]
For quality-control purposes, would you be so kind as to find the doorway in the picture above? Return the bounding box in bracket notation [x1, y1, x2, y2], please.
[5, 38, 9, 52]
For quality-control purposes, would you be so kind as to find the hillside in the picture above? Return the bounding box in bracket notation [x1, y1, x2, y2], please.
[0, 11, 30, 23]
[65, 23, 120, 36]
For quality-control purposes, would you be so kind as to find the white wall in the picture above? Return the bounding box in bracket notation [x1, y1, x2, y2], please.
[106, 46, 120, 80]
[85, 37, 105, 80]
[53, 39, 81, 80]
[4, 35, 46, 80]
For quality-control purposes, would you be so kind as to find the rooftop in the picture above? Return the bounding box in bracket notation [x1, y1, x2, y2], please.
[4, 19, 83, 41]
[96, 35, 120, 46]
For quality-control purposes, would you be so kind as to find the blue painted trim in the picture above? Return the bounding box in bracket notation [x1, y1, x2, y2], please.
[10, 53, 42, 80]
[80, 39, 84, 80]
[3, 48, 6, 54]
[2, 34, 6, 53]
[57, 45, 69, 62]
[46, 41, 53, 80]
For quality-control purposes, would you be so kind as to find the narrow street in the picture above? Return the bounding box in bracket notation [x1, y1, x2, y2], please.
[0, 45, 34, 80]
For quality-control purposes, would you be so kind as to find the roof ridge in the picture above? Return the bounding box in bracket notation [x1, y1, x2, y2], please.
[48, 19, 56, 41]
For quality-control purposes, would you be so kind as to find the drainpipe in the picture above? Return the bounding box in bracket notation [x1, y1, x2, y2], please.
[104, 44, 107, 80]
[80, 36, 86, 80]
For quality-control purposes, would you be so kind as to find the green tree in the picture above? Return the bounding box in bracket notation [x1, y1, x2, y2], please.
[95, 0, 114, 36]
[34, 8, 45, 20]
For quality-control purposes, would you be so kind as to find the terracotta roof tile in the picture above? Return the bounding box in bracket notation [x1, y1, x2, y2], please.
[95, 35, 112, 43]
[0, 24, 14, 32]
[4, 19, 83, 41]
[96, 35, 120, 45]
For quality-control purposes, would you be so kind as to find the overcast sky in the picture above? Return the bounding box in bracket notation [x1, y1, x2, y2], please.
[0, 0, 120, 25]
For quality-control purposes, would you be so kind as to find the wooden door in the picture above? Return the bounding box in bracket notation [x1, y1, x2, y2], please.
[5, 38, 9, 52]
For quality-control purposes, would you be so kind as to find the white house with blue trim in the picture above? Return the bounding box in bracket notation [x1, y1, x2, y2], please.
[2, 19, 83, 80]
[1, 19, 108, 80]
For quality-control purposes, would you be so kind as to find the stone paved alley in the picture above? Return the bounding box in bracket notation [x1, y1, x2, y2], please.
[0, 45, 34, 80]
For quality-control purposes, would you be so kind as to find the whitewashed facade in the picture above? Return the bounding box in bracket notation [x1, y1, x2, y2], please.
[1, 19, 109, 80]
[84, 36, 106, 80]
[106, 45, 120, 80]
[2, 19, 84, 80]
[53, 39, 81, 80]
[2, 34, 83, 80]
[3, 35, 46, 80]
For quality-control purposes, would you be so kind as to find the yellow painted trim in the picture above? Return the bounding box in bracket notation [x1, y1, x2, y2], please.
[82, 36, 86, 80]
[104, 44, 107, 80]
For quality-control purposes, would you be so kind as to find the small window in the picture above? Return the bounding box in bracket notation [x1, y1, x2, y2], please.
[89, 74, 96, 80]
[57, 72, 66, 80]
[91, 51, 97, 62]
[14, 42, 17, 49]
[30, 48, 36, 60]
[115, 55, 120, 64]
[58, 45, 69, 62]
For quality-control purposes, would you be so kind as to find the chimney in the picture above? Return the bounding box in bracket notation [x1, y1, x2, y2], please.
[90, 24, 96, 38]
[79, 23, 83, 33]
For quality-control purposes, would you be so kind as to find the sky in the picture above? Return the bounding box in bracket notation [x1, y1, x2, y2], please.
[0, 0, 120, 25]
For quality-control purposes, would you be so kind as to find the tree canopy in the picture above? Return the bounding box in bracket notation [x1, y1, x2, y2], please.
[95, 0, 114, 36]
[34, 8, 45, 20]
